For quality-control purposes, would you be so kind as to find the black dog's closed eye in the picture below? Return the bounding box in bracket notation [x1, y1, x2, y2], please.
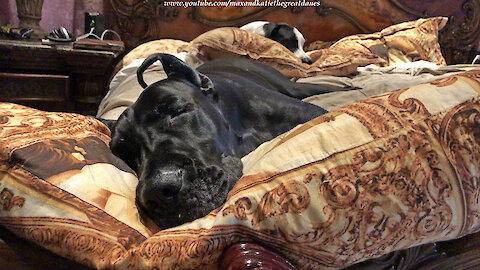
[155, 103, 193, 119]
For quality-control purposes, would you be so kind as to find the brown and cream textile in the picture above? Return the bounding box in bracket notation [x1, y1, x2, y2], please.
[185, 17, 447, 78]
[328, 17, 448, 67]
[114, 17, 447, 80]
[187, 26, 310, 78]
[1, 68, 480, 269]
[121, 39, 189, 68]
[0, 106, 153, 268]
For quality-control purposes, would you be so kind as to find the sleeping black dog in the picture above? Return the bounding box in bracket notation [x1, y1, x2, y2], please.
[105, 53, 335, 229]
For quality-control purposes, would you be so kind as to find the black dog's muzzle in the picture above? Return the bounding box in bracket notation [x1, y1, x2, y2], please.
[137, 164, 187, 213]
[301, 56, 313, 64]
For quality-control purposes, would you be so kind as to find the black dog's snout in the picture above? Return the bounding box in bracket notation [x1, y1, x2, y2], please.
[301, 57, 313, 65]
[139, 168, 186, 212]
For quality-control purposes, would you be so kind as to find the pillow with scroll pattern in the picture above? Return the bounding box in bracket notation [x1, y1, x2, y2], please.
[1, 69, 480, 269]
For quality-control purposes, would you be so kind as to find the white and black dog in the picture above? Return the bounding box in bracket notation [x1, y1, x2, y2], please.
[241, 21, 312, 64]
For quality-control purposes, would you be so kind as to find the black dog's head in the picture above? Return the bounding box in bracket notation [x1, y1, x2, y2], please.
[109, 53, 242, 229]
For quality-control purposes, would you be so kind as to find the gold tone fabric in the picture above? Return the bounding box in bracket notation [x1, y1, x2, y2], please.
[122, 39, 189, 67]
[187, 27, 310, 78]
[329, 17, 448, 67]
[1, 69, 480, 269]
[186, 17, 447, 78]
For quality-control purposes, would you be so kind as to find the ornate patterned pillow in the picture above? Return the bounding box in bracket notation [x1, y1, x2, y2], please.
[187, 27, 311, 78]
[0, 105, 155, 268]
[1, 69, 480, 269]
[186, 27, 387, 78]
[329, 17, 448, 67]
[122, 39, 189, 67]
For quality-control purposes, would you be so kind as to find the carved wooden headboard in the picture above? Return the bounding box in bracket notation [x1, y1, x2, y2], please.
[104, 0, 480, 64]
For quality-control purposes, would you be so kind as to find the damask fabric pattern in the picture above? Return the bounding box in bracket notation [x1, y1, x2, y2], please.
[0, 105, 152, 268]
[329, 17, 448, 67]
[186, 26, 384, 78]
[121, 39, 190, 67]
[187, 26, 311, 78]
[128, 70, 480, 269]
[1, 69, 480, 269]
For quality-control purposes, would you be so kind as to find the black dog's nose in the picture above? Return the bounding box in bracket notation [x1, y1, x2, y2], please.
[301, 57, 313, 65]
[139, 168, 186, 212]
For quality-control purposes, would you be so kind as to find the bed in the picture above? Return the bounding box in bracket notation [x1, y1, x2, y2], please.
[1, 1, 480, 269]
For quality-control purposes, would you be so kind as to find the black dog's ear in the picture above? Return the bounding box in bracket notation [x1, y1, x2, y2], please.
[198, 73, 215, 95]
[137, 53, 202, 89]
[262, 22, 279, 39]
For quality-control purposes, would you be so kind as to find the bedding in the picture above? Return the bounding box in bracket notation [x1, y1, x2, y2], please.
[301, 63, 480, 110]
[121, 39, 190, 68]
[96, 16, 453, 121]
[186, 17, 447, 78]
[98, 57, 479, 121]
[2, 68, 480, 269]
[1, 13, 480, 270]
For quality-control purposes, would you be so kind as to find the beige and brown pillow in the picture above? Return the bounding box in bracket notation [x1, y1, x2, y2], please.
[306, 46, 386, 76]
[1, 68, 480, 269]
[329, 16, 448, 67]
[304, 17, 448, 77]
[122, 39, 189, 67]
[187, 27, 310, 78]
[0, 105, 156, 268]
[186, 27, 386, 78]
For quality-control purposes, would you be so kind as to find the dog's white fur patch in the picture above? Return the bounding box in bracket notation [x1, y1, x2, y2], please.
[240, 21, 268, 36]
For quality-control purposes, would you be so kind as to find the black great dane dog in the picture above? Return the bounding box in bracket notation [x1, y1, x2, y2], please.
[106, 53, 335, 229]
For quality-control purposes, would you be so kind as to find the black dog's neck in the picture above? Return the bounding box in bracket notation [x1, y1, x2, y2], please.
[206, 75, 322, 158]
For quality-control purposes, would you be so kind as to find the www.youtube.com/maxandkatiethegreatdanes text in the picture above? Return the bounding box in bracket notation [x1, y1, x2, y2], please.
[163, 0, 321, 9]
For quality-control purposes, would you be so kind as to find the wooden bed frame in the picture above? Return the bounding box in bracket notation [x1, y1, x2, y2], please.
[1, 1, 480, 269]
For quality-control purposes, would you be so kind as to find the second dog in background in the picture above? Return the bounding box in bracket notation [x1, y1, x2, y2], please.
[241, 21, 312, 64]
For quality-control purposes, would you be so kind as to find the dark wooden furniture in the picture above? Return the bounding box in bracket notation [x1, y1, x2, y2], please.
[0, 39, 123, 116]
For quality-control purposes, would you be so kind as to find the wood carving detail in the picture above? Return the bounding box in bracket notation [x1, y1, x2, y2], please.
[387, 0, 427, 18]
[109, 0, 180, 47]
[315, 4, 370, 32]
[440, 0, 480, 63]
[189, 6, 277, 26]
[108, 0, 480, 64]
